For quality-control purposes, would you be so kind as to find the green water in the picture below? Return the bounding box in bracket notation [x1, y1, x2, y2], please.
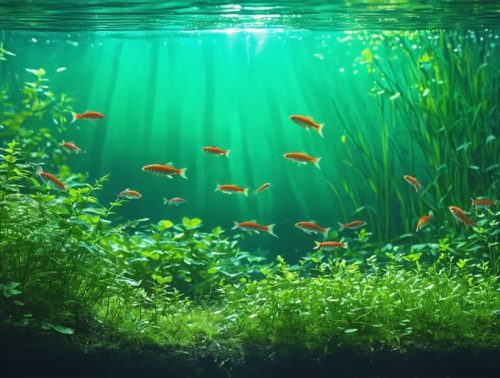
[0, 2, 499, 376]
[2, 26, 498, 256]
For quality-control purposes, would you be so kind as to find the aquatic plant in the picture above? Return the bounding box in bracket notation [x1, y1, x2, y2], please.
[329, 30, 499, 241]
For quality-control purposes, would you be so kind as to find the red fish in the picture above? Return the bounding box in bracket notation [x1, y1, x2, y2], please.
[36, 167, 65, 190]
[255, 183, 271, 195]
[61, 141, 82, 153]
[232, 221, 277, 238]
[163, 197, 186, 206]
[295, 221, 331, 236]
[404, 175, 421, 192]
[283, 152, 322, 169]
[416, 213, 432, 232]
[215, 184, 249, 196]
[202, 146, 230, 157]
[313, 241, 347, 250]
[118, 188, 142, 199]
[449, 206, 475, 227]
[471, 198, 496, 208]
[338, 220, 367, 230]
[289, 115, 325, 138]
[142, 163, 187, 179]
[71, 111, 105, 123]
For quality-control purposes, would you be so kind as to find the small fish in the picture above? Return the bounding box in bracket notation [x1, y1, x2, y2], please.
[289, 115, 325, 138]
[283, 152, 322, 169]
[36, 167, 65, 190]
[71, 111, 105, 124]
[449, 206, 475, 227]
[215, 184, 249, 196]
[338, 220, 367, 230]
[313, 241, 347, 250]
[255, 182, 271, 195]
[142, 163, 188, 179]
[295, 221, 331, 237]
[313, 53, 324, 61]
[471, 198, 496, 208]
[56, 67, 66, 73]
[61, 141, 82, 153]
[232, 221, 277, 238]
[403, 175, 421, 192]
[118, 188, 142, 199]
[163, 197, 186, 206]
[416, 214, 432, 232]
[202, 146, 230, 157]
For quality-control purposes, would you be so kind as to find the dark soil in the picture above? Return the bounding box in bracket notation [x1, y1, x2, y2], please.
[1, 325, 499, 378]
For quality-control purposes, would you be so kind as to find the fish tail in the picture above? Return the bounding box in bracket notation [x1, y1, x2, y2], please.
[232, 221, 239, 230]
[323, 227, 331, 237]
[71, 111, 78, 124]
[35, 166, 43, 177]
[338, 222, 345, 231]
[343, 241, 349, 249]
[317, 123, 325, 138]
[225, 149, 231, 158]
[313, 241, 322, 250]
[243, 188, 249, 197]
[464, 217, 475, 227]
[162, 198, 169, 205]
[266, 224, 278, 238]
[314, 157, 322, 169]
[214, 184, 220, 192]
[179, 168, 188, 179]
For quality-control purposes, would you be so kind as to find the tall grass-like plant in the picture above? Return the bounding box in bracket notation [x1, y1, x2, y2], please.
[329, 30, 499, 241]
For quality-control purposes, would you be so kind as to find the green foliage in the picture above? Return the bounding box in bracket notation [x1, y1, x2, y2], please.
[329, 30, 499, 241]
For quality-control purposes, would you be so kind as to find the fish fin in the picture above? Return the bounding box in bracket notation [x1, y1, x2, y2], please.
[162, 198, 168, 205]
[267, 224, 278, 238]
[71, 111, 78, 123]
[35, 166, 43, 176]
[225, 149, 231, 158]
[313, 241, 322, 250]
[179, 168, 188, 179]
[317, 123, 325, 138]
[243, 188, 249, 197]
[314, 157, 322, 169]
[323, 227, 331, 237]
[338, 222, 345, 231]
[165, 162, 173, 166]
[166, 175, 173, 179]
[343, 242, 349, 249]
[232, 221, 239, 230]
[215, 184, 219, 192]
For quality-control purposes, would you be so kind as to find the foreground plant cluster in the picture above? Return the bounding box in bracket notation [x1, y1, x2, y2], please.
[0, 31, 499, 369]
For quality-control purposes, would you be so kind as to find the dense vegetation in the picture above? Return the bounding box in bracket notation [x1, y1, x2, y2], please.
[0, 31, 499, 375]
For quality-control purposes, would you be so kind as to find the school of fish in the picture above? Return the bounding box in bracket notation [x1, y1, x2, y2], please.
[35, 110, 496, 252]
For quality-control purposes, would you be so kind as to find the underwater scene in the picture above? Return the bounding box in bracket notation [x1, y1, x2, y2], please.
[0, 1, 499, 377]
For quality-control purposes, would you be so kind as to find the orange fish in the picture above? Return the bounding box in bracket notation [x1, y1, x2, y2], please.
[202, 146, 230, 157]
[404, 175, 421, 192]
[36, 167, 65, 190]
[255, 182, 271, 195]
[163, 197, 186, 206]
[283, 152, 322, 169]
[471, 198, 496, 208]
[289, 115, 325, 138]
[61, 141, 82, 152]
[118, 188, 142, 199]
[313, 241, 347, 250]
[232, 221, 277, 238]
[215, 184, 249, 196]
[449, 206, 475, 227]
[71, 111, 105, 123]
[142, 163, 187, 179]
[338, 220, 367, 230]
[416, 213, 432, 232]
[295, 221, 331, 236]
